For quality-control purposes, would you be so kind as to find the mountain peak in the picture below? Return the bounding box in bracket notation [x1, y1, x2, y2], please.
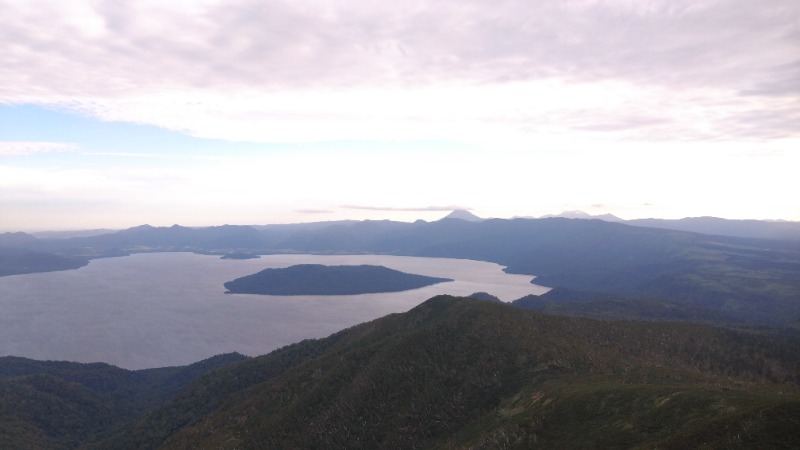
[542, 210, 622, 222]
[441, 210, 483, 222]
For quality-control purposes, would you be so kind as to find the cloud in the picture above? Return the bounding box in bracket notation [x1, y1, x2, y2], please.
[0, 141, 79, 156]
[80, 151, 226, 162]
[0, 0, 797, 144]
[295, 209, 334, 214]
[5, 0, 793, 94]
[139, 0, 793, 97]
[342, 205, 471, 212]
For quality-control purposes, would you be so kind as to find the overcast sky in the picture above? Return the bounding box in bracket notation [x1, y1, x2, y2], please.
[1, 0, 798, 230]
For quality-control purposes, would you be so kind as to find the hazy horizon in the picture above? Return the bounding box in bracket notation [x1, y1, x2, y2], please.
[4, 209, 800, 234]
[2, 1, 798, 229]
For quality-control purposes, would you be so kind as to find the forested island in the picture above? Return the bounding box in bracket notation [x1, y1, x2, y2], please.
[224, 264, 452, 295]
[220, 251, 260, 260]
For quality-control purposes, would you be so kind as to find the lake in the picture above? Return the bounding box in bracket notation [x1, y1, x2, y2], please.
[0, 253, 549, 369]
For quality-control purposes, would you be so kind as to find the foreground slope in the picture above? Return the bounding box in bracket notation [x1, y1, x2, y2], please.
[109, 296, 800, 449]
[0, 353, 248, 450]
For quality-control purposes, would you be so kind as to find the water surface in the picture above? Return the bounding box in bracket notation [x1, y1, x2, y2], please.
[0, 253, 549, 369]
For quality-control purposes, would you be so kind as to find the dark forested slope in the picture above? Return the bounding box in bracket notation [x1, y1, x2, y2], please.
[0, 353, 248, 450]
[0, 247, 89, 276]
[223, 264, 452, 295]
[106, 297, 800, 449]
[626, 216, 800, 241]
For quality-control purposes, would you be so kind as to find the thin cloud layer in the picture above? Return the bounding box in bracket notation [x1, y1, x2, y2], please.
[295, 209, 335, 214]
[343, 205, 473, 212]
[1, 0, 797, 143]
[0, 141, 79, 156]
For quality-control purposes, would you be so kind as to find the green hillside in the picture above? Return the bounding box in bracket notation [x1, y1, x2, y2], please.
[103, 296, 800, 449]
[0, 353, 248, 449]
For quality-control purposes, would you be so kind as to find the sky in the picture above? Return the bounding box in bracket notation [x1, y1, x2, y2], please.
[1, 0, 798, 231]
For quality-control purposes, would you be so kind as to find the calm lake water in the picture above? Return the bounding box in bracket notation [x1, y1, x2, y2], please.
[0, 253, 549, 369]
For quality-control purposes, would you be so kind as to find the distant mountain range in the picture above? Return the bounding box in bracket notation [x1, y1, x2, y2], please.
[626, 216, 800, 241]
[3, 296, 797, 449]
[2, 212, 799, 325]
[30, 229, 118, 239]
[538, 210, 624, 222]
[535, 210, 800, 241]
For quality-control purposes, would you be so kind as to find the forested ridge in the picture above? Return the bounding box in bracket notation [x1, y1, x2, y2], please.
[106, 297, 800, 449]
[0, 353, 248, 449]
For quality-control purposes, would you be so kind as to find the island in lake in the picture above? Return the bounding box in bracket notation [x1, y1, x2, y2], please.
[224, 264, 453, 295]
[220, 251, 260, 260]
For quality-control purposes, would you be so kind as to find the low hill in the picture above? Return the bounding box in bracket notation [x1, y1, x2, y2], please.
[0, 353, 248, 449]
[511, 288, 740, 323]
[533, 211, 800, 241]
[106, 296, 800, 449]
[223, 264, 452, 295]
[0, 247, 89, 276]
[628, 216, 800, 241]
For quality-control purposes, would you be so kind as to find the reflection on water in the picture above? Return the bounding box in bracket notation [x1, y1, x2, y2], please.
[0, 253, 549, 369]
